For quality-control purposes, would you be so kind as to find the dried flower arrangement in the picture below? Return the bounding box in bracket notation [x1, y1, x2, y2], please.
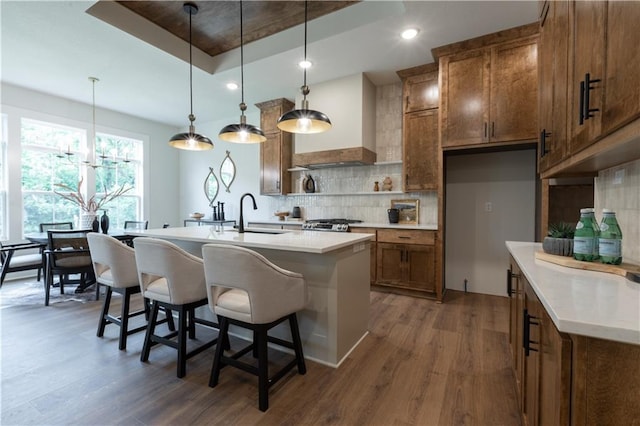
[54, 177, 132, 213]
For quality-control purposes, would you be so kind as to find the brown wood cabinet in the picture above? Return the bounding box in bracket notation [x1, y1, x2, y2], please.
[569, 1, 640, 156]
[376, 229, 436, 295]
[538, 0, 570, 172]
[437, 26, 539, 149]
[509, 254, 639, 425]
[397, 64, 440, 192]
[256, 98, 294, 196]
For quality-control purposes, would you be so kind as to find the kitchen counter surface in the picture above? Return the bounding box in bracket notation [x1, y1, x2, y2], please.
[507, 241, 640, 345]
[248, 220, 438, 231]
[128, 226, 374, 254]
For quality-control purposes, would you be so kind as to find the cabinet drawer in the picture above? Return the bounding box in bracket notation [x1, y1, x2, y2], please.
[377, 229, 434, 245]
[350, 227, 377, 241]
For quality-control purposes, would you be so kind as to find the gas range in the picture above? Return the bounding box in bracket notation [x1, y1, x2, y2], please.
[302, 218, 363, 232]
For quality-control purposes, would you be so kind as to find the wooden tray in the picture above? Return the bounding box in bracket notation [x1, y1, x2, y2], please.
[535, 251, 640, 282]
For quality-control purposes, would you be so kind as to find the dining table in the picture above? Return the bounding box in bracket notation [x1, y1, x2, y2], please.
[24, 230, 135, 293]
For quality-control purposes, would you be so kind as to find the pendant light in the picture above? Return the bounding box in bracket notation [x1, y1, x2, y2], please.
[219, 0, 266, 143]
[168, 2, 213, 151]
[276, 0, 331, 134]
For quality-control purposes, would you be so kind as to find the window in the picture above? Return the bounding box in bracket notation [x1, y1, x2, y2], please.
[0, 114, 7, 240]
[21, 118, 84, 234]
[94, 132, 143, 228]
[20, 118, 144, 234]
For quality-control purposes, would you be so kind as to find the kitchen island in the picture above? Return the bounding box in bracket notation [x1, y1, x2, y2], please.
[127, 226, 374, 367]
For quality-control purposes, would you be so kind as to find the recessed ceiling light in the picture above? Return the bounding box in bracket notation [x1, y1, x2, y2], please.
[298, 60, 312, 69]
[401, 28, 419, 40]
[226, 82, 239, 90]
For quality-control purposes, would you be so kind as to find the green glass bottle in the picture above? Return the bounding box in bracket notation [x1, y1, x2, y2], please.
[598, 209, 623, 265]
[574, 208, 600, 262]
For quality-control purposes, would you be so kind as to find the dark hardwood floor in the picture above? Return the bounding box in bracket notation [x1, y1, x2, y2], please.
[1, 279, 521, 425]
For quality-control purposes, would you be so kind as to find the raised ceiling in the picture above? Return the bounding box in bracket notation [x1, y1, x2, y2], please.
[116, 1, 358, 58]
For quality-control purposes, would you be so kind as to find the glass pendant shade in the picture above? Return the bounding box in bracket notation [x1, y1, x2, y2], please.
[219, 0, 266, 144]
[169, 2, 213, 151]
[276, 1, 331, 134]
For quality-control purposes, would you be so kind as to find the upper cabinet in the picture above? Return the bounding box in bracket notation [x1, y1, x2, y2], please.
[538, 0, 570, 172]
[435, 24, 539, 149]
[569, 1, 640, 155]
[255, 98, 294, 196]
[397, 63, 439, 191]
[540, 1, 640, 178]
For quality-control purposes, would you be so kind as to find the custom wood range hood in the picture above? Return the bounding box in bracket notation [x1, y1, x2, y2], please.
[292, 147, 376, 169]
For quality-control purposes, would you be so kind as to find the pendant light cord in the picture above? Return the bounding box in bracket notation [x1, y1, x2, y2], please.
[240, 0, 245, 113]
[189, 8, 194, 120]
[303, 0, 308, 90]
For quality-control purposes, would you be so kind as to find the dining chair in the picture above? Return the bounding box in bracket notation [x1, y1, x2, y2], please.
[202, 243, 307, 412]
[0, 241, 46, 288]
[38, 222, 73, 280]
[44, 229, 96, 306]
[124, 221, 148, 230]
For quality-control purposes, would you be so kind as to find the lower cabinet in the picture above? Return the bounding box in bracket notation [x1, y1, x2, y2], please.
[508, 255, 639, 426]
[376, 229, 436, 295]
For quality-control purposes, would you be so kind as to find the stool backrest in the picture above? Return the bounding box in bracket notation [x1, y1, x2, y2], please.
[202, 243, 306, 324]
[133, 237, 206, 304]
[87, 232, 138, 288]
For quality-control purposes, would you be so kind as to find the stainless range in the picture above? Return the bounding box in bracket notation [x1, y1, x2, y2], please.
[302, 218, 363, 232]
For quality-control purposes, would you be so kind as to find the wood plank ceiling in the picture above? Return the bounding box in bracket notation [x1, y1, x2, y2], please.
[116, 1, 358, 58]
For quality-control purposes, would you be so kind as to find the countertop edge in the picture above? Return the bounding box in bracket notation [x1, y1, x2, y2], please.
[506, 241, 640, 346]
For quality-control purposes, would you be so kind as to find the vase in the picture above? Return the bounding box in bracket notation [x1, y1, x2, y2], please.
[80, 213, 98, 230]
[91, 216, 100, 232]
[100, 210, 110, 234]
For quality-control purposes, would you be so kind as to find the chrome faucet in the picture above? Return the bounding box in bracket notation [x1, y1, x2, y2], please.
[238, 193, 257, 233]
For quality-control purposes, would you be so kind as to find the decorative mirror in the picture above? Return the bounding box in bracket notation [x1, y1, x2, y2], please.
[204, 167, 219, 206]
[220, 150, 236, 193]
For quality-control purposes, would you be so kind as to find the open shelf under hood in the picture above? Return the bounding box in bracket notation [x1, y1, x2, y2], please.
[292, 147, 377, 169]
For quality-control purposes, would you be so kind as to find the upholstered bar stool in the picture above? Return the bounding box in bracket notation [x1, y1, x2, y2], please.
[88, 233, 162, 350]
[134, 237, 219, 378]
[202, 243, 307, 412]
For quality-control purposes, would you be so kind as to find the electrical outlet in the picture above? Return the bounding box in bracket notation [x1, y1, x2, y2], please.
[485, 202, 492, 212]
[614, 169, 625, 185]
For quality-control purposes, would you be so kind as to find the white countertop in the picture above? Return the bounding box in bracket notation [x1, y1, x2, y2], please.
[248, 220, 438, 231]
[128, 226, 374, 254]
[506, 241, 640, 345]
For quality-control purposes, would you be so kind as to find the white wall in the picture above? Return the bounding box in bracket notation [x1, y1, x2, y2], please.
[445, 149, 537, 296]
[1, 83, 180, 238]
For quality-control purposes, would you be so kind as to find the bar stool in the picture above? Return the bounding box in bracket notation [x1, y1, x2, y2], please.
[87, 233, 154, 350]
[134, 237, 220, 378]
[202, 243, 307, 412]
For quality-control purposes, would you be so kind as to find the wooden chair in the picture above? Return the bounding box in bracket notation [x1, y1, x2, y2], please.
[44, 229, 96, 306]
[124, 221, 148, 230]
[38, 222, 73, 281]
[0, 241, 46, 288]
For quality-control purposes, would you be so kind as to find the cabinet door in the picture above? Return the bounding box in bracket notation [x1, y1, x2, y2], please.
[508, 261, 524, 397]
[376, 243, 404, 285]
[403, 109, 438, 191]
[569, 1, 606, 155]
[260, 132, 290, 195]
[404, 72, 439, 113]
[602, 2, 640, 136]
[404, 244, 435, 292]
[490, 38, 538, 143]
[538, 0, 569, 172]
[440, 49, 490, 147]
[523, 280, 542, 426]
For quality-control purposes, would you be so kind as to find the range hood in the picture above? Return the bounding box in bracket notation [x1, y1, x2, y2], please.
[292, 73, 377, 169]
[293, 147, 377, 169]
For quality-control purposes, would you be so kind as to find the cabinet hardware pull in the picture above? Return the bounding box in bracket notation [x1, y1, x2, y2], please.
[406, 96, 410, 109]
[491, 122, 495, 138]
[579, 80, 586, 125]
[405, 174, 409, 187]
[484, 122, 488, 139]
[584, 73, 601, 121]
[398, 236, 411, 239]
[523, 309, 540, 356]
[540, 129, 551, 157]
[507, 269, 516, 297]
[276, 180, 280, 190]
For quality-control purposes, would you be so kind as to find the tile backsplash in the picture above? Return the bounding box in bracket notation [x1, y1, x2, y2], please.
[595, 158, 640, 264]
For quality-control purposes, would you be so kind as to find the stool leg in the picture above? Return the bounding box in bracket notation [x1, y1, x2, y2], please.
[97, 285, 112, 337]
[188, 308, 196, 339]
[289, 313, 306, 375]
[256, 326, 269, 412]
[141, 301, 160, 362]
[119, 287, 132, 350]
[165, 308, 176, 331]
[209, 317, 229, 387]
[177, 306, 188, 378]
